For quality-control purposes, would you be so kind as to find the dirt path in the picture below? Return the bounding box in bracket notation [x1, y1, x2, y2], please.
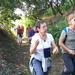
[13, 37, 64, 75]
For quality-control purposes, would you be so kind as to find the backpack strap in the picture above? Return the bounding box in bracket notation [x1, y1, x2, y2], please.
[64, 27, 69, 32]
[63, 27, 69, 43]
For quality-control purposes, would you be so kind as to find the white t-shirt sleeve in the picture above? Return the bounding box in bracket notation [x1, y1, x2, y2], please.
[47, 33, 54, 42]
[31, 33, 38, 44]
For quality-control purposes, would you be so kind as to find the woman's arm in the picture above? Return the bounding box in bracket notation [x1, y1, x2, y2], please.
[51, 41, 59, 54]
[59, 39, 69, 52]
[59, 39, 75, 55]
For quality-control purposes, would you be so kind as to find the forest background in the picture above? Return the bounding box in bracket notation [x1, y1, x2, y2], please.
[0, 0, 75, 75]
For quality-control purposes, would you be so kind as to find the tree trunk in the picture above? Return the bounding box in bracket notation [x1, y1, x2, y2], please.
[49, 1, 56, 16]
[56, 4, 63, 15]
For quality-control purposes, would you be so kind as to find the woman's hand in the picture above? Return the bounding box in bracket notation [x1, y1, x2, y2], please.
[53, 47, 59, 54]
[30, 39, 39, 55]
[35, 39, 39, 47]
[59, 39, 75, 55]
[51, 41, 59, 54]
[68, 50, 75, 55]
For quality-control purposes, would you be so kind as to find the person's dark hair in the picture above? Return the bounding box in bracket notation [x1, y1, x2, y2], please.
[28, 24, 30, 26]
[35, 20, 45, 28]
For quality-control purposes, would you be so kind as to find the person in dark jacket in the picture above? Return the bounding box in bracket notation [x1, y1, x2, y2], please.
[28, 25, 38, 44]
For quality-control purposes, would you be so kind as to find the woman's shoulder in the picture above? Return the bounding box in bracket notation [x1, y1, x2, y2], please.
[31, 33, 40, 42]
[63, 27, 69, 31]
[32, 33, 39, 38]
[61, 27, 70, 34]
[47, 33, 53, 37]
[47, 33, 54, 41]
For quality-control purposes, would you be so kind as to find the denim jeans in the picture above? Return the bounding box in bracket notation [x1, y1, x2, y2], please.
[62, 53, 75, 75]
[32, 58, 50, 75]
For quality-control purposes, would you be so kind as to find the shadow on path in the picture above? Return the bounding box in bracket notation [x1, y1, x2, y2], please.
[12, 37, 31, 75]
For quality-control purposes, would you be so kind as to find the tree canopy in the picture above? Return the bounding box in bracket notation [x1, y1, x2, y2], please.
[0, 0, 75, 29]
[0, 0, 22, 29]
[23, 0, 75, 19]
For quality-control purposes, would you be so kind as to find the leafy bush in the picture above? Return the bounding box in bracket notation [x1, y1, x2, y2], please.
[47, 20, 67, 46]
[0, 28, 18, 60]
[44, 8, 53, 16]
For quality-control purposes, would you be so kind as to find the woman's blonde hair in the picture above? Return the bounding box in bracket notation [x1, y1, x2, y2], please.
[68, 14, 75, 25]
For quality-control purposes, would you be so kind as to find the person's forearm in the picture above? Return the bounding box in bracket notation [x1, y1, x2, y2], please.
[59, 39, 70, 52]
[52, 41, 58, 49]
[53, 44, 58, 49]
[59, 43, 70, 52]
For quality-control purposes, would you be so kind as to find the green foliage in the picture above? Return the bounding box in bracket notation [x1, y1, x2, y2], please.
[0, 60, 18, 75]
[0, 28, 19, 75]
[0, 28, 18, 59]
[60, 1, 72, 12]
[24, 18, 36, 27]
[47, 18, 68, 54]
[44, 8, 53, 16]
[0, 0, 74, 30]
[0, 8, 21, 30]
[48, 19, 67, 46]
[0, 0, 22, 9]
[17, 0, 75, 18]
[21, 70, 29, 75]
[0, 0, 22, 30]
[24, 0, 49, 19]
